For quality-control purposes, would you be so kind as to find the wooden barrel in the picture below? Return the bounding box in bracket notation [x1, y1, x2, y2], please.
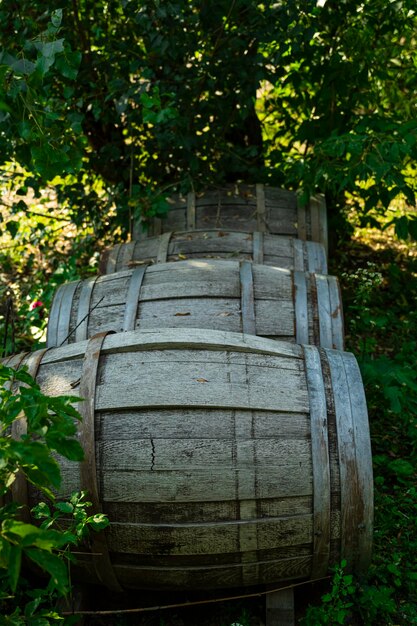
[99, 230, 328, 275]
[9, 329, 373, 591]
[133, 185, 328, 252]
[46, 260, 344, 350]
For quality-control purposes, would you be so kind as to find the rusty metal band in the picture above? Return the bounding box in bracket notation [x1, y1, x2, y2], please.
[328, 276, 344, 351]
[255, 184, 266, 232]
[75, 276, 99, 343]
[302, 345, 331, 579]
[324, 348, 362, 572]
[293, 271, 309, 345]
[10, 348, 49, 519]
[78, 331, 122, 592]
[292, 239, 305, 272]
[239, 261, 256, 335]
[186, 192, 196, 230]
[56, 281, 81, 348]
[156, 232, 173, 263]
[340, 351, 373, 573]
[252, 231, 264, 265]
[314, 274, 333, 350]
[123, 265, 147, 332]
[296, 195, 307, 241]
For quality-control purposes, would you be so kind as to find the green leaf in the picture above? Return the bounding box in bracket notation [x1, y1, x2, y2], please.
[25, 548, 69, 594]
[8, 544, 22, 592]
[51, 9, 63, 29]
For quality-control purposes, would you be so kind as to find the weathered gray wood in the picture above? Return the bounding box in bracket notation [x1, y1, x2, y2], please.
[303, 345, 330, 579]
[293, 271, 309, 345]
[252, 230, 264, 264]
[186, 192, 196, 229]
[4, 329, 372, 592]
[325, 349, 362, 572]
[78, 332, 122, 592]
[328, 276, 344, 351]
[256, 183, 266, 231]
[122, 265, 147, 331]
[296, 196, 307, 241]
[133, 184, 327, 248]
[240, 260, 256, 334]
[156, 231, 172, 263]
[341, 352, 373, 572]
[310, 194, 328, 256]
[100, 230, 328, 274]
[75, 277, 97, 343]
[266, 587, 295, 626]
[315, 274, 333, 350]
[48, 261, 343, 349]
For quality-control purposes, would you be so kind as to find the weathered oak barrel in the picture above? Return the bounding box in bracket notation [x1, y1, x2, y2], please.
[9, 329, 373, 591]
[46, 260, 343, 350]
[133, 185, 328, 252]
[99, 230, 328, 275]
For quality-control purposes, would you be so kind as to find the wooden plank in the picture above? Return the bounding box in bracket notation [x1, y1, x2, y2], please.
[253, 231, 264, 264]
[306, 241, 328, 275]
[40, 327, 304, 364]
[266, 587, 295, 626]
[99, 438, 311, 471]
[46, 280, 66, 348]
[312, 194, 328, 255]
[105, 516, 313, 556]
[256, 183, 267, 232]
[118, 241, 136, 273]
[328, 276, 344, 350]
[293, 271, 309, 345]
[100, 466, 312, 502]
[103, 496, 313, 525]
[122, 265, 147, 331]
[112, 555, 312, 590]
[95, 356, 309, 413]
[341, 352, 373, 572]
[78, 332, 122, 592]
[303, 345, 330, 578]
[296, 195, 307, 240]
[314, 274, 333, 350]
[107, 242, 122, 274]
[240, 261, 257, 335]
[99, 409, 310, 441]
[292, 239, 305, 272]
[186, 192, 196, 229]
[325, 349, 360, 570]
[156, 231, 172, 263]
[75, 277, 97, 343]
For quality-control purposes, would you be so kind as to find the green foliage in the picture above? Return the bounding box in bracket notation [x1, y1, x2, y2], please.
[301, 561, 355, 625]
[0, 364, 109, 624]
[1, 1, 417, 235]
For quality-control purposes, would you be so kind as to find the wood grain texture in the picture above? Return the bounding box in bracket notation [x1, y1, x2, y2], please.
[303, 345, 330, 579]
[47, 260, 342, 349]
[100, 230, 328, 274]
[132, 184, 327, 246]
[3, 329, 372, 592]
